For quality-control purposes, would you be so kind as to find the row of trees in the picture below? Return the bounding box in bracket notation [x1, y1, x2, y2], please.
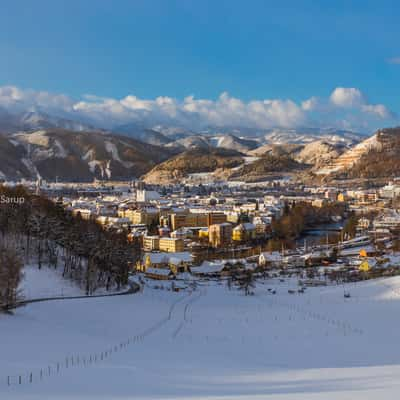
[0, 241, 23, 310]
[0, 185, 139, 302]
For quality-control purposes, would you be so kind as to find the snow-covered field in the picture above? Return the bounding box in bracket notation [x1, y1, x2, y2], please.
[20, 265, 84, 299]
[2, 273, 400, 399]
[19, 265, 130, 300]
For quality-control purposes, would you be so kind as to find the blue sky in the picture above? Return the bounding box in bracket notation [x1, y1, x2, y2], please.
[0, 0, 399, 132]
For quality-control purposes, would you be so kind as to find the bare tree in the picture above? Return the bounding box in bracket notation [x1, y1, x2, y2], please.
[237, 270, 255, 296]
[0, 243, 23, 311]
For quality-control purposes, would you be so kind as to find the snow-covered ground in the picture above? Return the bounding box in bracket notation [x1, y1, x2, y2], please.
[20, 265, 84, 299]
[2, 273, 400, 399]
[19, 265, 130, 300]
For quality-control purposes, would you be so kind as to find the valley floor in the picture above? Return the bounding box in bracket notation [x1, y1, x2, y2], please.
[2, 272, 400, 399]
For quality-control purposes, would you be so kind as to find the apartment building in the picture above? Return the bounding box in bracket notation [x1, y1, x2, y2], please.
[120, 208, 159, 225]
[207, 212, 227, 226]
[209, 223, 232, 248]
[170, 212, 227, 230]
[143, 236, 160, 251]
[159, 237, 185, 252]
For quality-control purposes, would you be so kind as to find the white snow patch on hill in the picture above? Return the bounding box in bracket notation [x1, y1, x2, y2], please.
[21, 158, 41, 179]
[105, 141, 121, 162]
[53, 140, 68, 158]
[243, 156, 259, 164]
[105, 140, 135, 168]
[82, 149, 94, 161]
[19, 265, 83, 300]
[88, 160, 106, 177]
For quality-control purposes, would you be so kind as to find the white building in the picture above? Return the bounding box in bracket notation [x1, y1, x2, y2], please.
[136, 189, 161, 203]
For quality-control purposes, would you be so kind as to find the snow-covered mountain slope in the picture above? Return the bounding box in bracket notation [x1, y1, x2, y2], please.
[323, 127, 400, 179]
[248, 140, 348, 170]
[295, 140, 349, 166]
[166, 135, 211, 150]
[167, 133, 259, 153]
[261, 128, 364, 146]
[113, 122, 173, 146]
[317, 132, 382, 175]
[0, 104, 366, 147]
[0, 129, 174, 181]
[209, 134, 259, 153]
[0, 109, 97, 134]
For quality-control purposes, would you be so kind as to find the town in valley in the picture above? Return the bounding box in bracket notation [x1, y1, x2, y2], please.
[3, 1, 400, 398]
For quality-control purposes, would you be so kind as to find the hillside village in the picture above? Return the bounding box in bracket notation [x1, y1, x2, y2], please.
[1, 172, 399, 290]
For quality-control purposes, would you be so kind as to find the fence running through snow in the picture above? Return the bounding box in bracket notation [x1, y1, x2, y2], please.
[4, 278, 380, 388]
[2, 291, 192, 388]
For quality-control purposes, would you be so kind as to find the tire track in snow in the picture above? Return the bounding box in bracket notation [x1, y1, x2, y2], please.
[172, 289, 205, 339]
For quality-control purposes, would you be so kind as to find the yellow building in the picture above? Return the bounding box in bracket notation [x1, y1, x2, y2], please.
[312, 199, 327, 208]
[207, 212, 227, 226]
[121, 208, 159, 226]
[139, 252, 192, 272]
[143, 236, 160, 251]
[209, 223, 232, 248]
[159, 237, 185, 252]
[198, 228, 209, 239]
[359, 259, 371, 272]
[170, 212, 227, 230]
[232, 223, 256, 242]
[337, 192, 347, 202]
[226, 212, 239, 224]
[170, 213, 208, 230]
[170, 213, 189, 230]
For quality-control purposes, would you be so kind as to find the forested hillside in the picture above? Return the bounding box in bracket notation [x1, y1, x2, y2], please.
[0, 185, 138, 310]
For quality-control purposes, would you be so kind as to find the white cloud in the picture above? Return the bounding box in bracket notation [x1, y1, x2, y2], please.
[361, 104, 393, 119]
[329, 87, 394, 119]
[387, 57, 400, 65]
[0, 86, 73, 113]
[330, 87, 365, 108]
[301, 96, 320, 111]
[0, 85, 396, 133]
[71, 91, 308, 130]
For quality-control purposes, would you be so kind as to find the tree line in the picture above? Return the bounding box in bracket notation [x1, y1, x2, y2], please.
[0, 185, 139, 309]
[266, 201, 347, 251]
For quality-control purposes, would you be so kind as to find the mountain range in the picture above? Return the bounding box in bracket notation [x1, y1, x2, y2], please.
[0, 107, 398, 183]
